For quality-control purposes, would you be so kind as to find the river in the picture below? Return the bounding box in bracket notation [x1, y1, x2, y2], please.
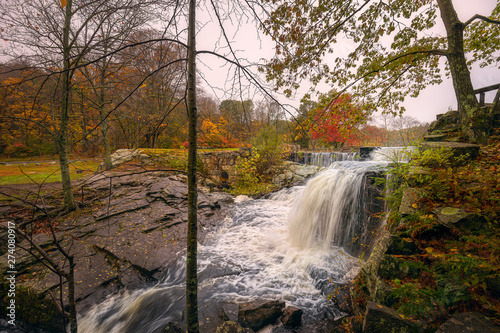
[78, 148, 405, 332]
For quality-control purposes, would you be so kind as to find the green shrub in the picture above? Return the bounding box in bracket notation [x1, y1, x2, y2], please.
[231, 126, 289, 196]
[231, 150, 274, 196]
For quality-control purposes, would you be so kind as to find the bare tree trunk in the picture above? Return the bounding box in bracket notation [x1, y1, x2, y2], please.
[67, 256, 77, 333]
[186, 0, 199, 332]
[99, 56, 113, 170]
[59, 0, 76, 211]
[437, 0, 487, 143]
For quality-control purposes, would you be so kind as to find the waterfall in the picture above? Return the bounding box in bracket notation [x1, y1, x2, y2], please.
[78, 147, 409, 332]
[303, 152, 358, 167]
[288, 161, 385, 257]
[370, 146, 414, 163]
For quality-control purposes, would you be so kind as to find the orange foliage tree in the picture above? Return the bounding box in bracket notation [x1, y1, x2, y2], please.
[198, 117, 239, 148]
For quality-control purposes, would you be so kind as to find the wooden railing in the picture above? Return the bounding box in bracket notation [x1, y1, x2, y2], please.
[474, 83, 500, 106]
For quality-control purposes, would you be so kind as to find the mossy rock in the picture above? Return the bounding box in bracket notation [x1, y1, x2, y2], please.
[363, 301, 421, 333]
[433, 208, 486, 233]
[419, 142, 480, 166]
[399, 187, 427, 216]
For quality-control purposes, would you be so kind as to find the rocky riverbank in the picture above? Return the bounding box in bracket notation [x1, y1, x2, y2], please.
[0, 158, 326, 332]
[0, 171, 230, 332]
[347, 137, 500, 332]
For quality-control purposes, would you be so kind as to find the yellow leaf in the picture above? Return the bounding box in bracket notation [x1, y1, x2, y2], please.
[412, 203, 418, 209]
[60, 0, 67, 8]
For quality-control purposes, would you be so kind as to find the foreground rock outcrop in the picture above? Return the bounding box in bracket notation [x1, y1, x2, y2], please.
[0, 171, 227, 331]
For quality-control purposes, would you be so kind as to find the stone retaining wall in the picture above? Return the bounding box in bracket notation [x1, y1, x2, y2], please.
[198, 148, 251, 181]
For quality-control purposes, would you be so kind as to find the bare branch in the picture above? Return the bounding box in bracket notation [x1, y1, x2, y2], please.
[464, 14, 500, 27]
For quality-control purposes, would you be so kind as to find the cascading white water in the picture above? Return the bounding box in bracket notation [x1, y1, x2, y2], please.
[370, 146, 414, 163]
[288, 161, 384, 253]
[78, 147, 406, 332]
[78, 191, 357, 333]
[303, 152, 358, 167]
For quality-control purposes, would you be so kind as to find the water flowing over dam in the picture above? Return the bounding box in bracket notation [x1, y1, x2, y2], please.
[78, 148, 400, 333]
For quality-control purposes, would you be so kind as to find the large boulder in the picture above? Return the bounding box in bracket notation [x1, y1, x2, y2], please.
[428, 110, 461, 135]
[97, 149, 151, 171]
[419, 141, 480, 165]
[238, 300, 285, 331]
[362, 301, 420, 333]
[432, 207, 486, 233]
[399, 187, 426, 216]
[0, 172, 224, 330]
[272, 162, 322, 188]
[435, 312, 499, 333]
[280, 306, 303, 328]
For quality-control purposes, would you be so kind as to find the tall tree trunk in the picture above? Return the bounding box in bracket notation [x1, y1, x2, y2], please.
[99, 59, 113, 170]
[67, 257, 77, 333]
[437, 0, 487, 143]
[59, 0, 76, 211]
[186, 0, 199, 332]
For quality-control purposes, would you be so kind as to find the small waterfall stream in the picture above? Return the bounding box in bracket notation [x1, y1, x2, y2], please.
[78, 148, 401, 333]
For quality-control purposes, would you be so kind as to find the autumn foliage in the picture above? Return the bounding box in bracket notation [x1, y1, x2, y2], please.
[294, 91, 369, 149]
[198, 117, 239, 148]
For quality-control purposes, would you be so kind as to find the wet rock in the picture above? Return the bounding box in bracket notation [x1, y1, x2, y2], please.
[238, 300, 285, 331]
[216, 321, 252, 333]
[362, 301, 420, 333]
[435, 312, 499, 333]
[162, 322, 183, 333]
[199, 302, 232, 333]
[220, 302, 239, 323]
[328, 282, 353, 314]
[1, 173, 224, 328]
[360, 147, 378, 161]
[198, 263, 241, 283]
[210, 192, 234, 203]
[280, 306, 303, 328]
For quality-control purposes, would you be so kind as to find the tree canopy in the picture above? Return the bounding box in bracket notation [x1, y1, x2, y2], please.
[260, 0, 500, 142]
[298, 91, 369, 148]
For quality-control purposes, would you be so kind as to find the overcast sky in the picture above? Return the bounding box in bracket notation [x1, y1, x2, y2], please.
[196, 0, 500, 124]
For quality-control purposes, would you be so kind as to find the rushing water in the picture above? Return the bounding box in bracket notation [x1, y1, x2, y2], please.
[303, 152, 358, 167]
[78, 149, 397, 333]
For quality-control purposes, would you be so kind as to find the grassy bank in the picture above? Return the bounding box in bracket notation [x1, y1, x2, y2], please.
[0, 160, 100, 185]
